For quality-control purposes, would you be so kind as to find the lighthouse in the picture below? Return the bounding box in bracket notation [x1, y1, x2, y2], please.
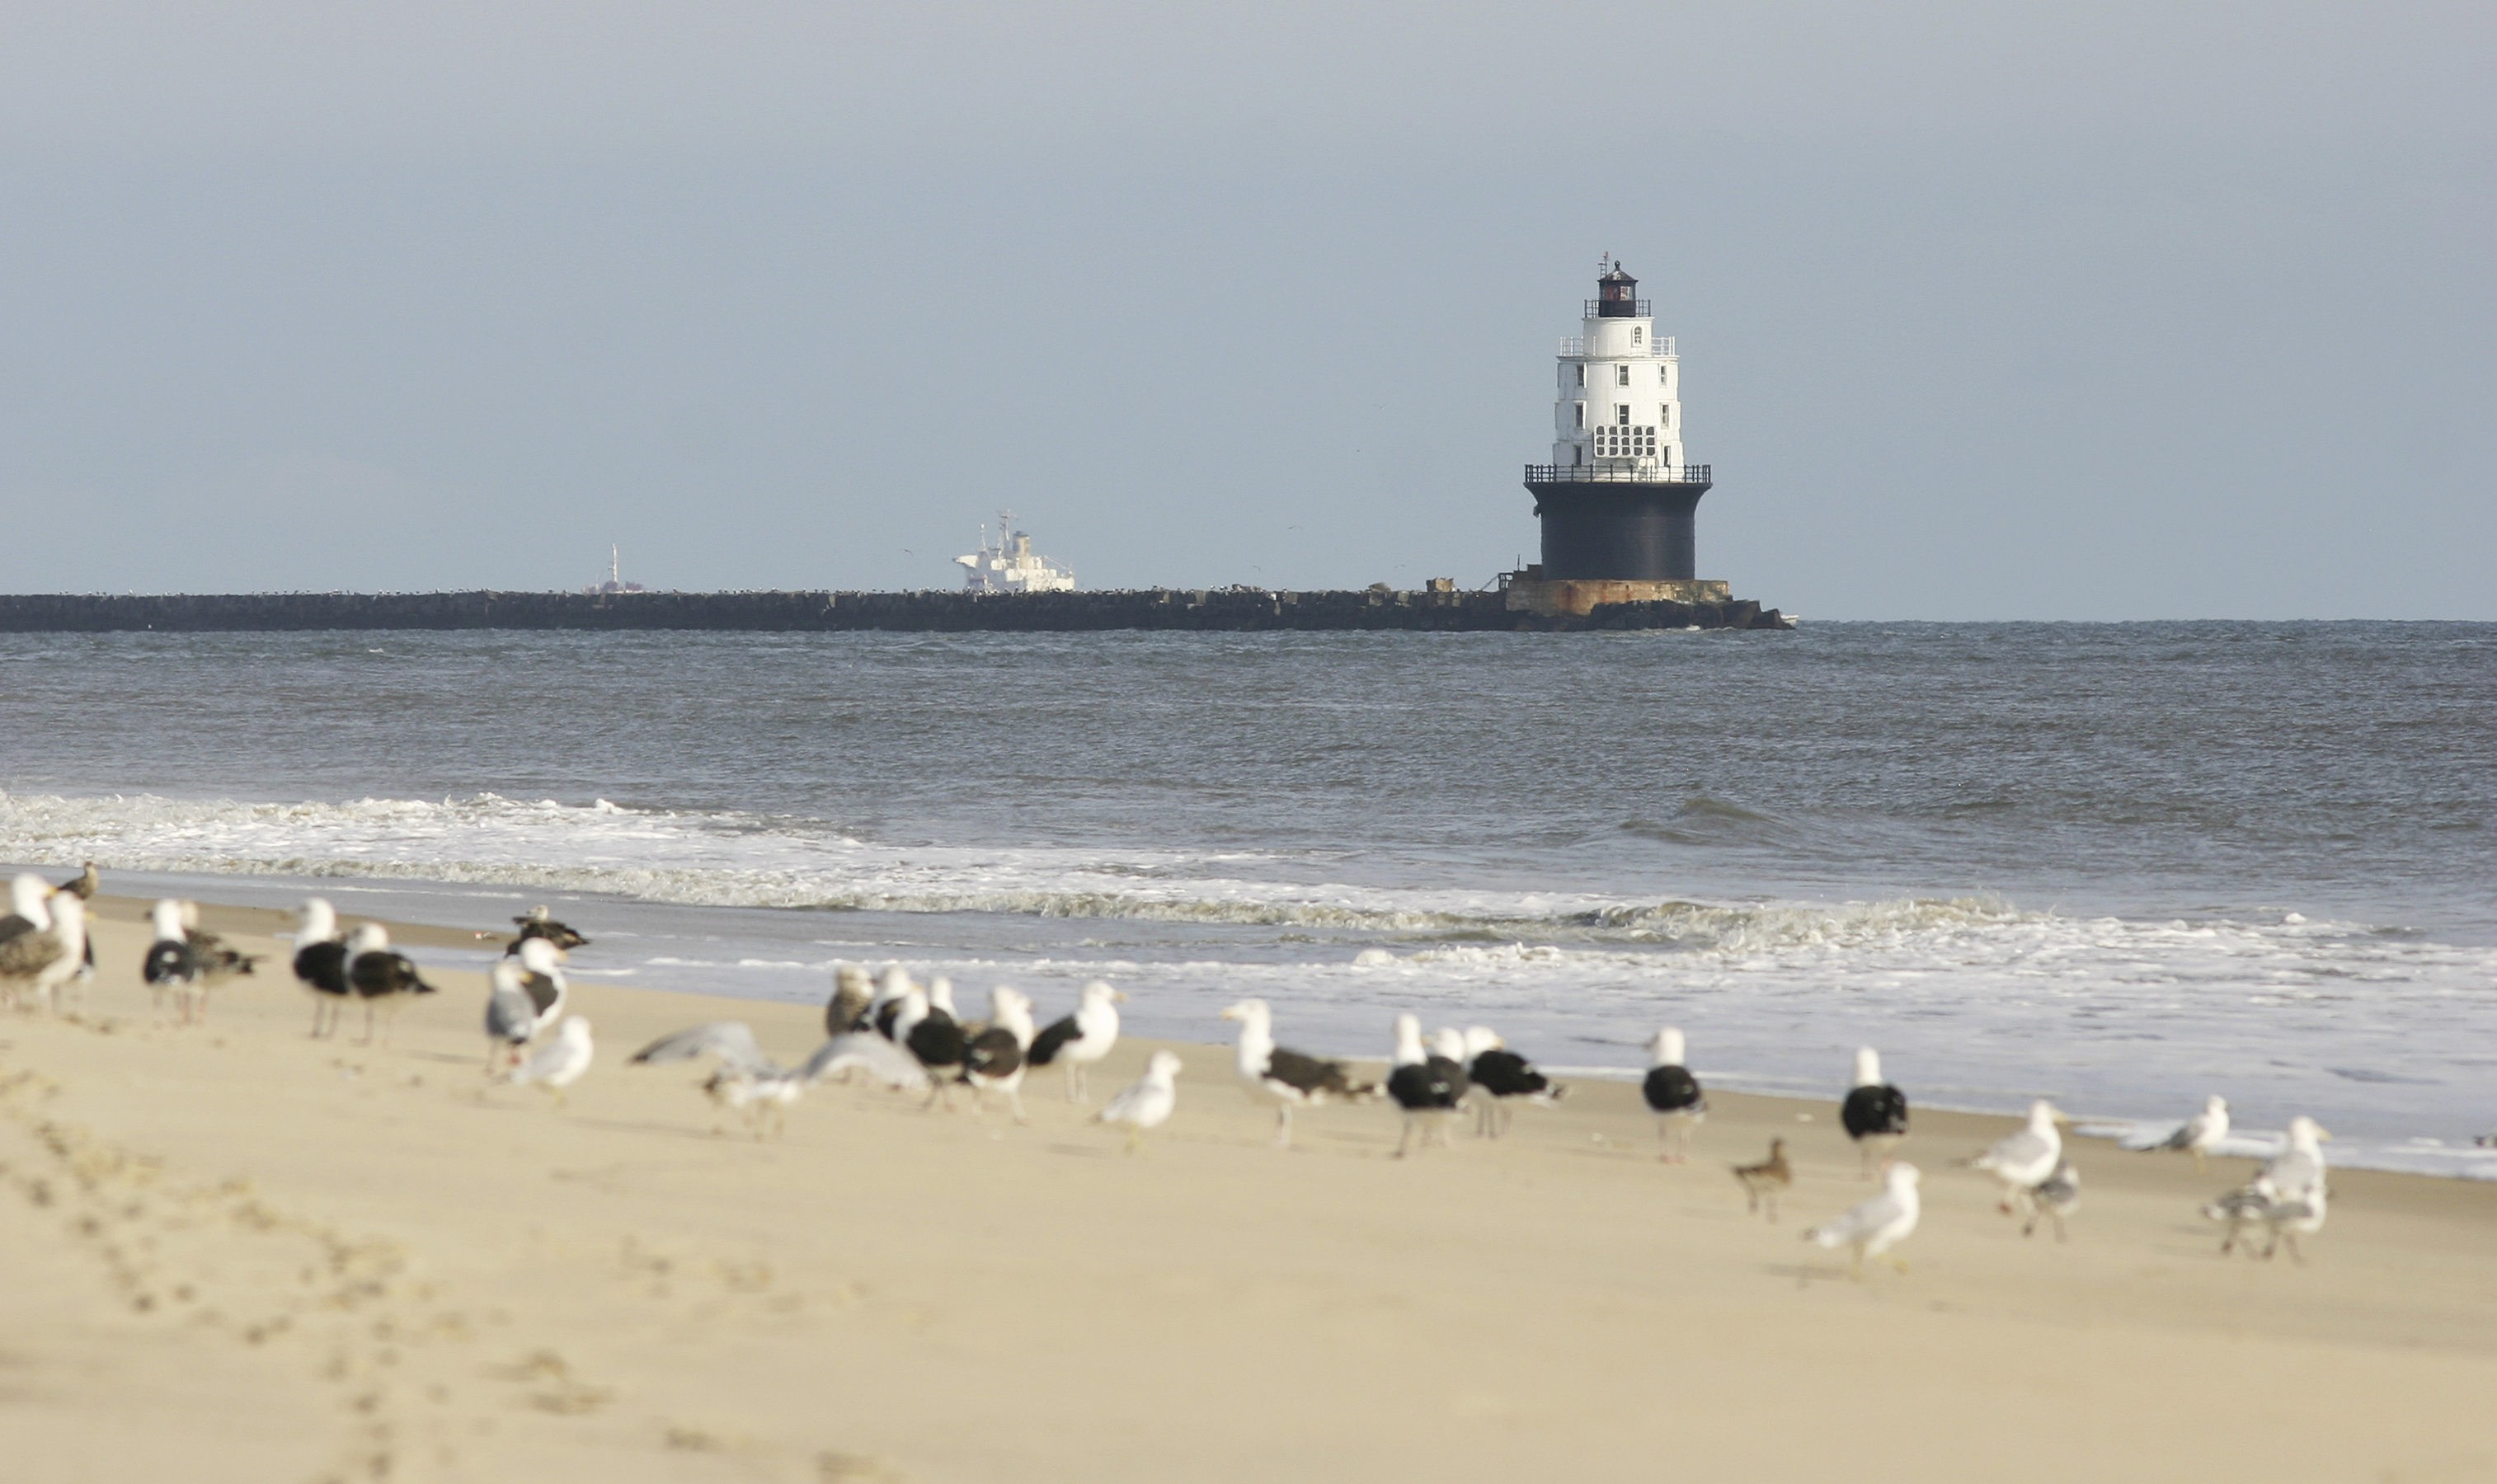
[1510, 259, 1726, 616]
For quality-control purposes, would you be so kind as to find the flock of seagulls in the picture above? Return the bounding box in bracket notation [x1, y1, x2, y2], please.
[8, 872, 2374, 1273]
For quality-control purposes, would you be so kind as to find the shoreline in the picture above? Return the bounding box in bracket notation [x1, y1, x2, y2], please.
[13, 862, 2495, 1182]
[1, 890, 2492, 1479]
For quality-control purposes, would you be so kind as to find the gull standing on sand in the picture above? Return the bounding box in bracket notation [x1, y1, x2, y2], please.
[868, 965, 916, 1040]
[0, 877, 84, 1012]
[293, 899, 353, 1037]
[903, 981, 971, 1109]
[1642, 1028, 1707, 1162]
[1966, 1100, 2068, 1216]
[1841, 1047, 1912, 1179]
[1220, 998, 1371, 1150]
[0, 873, 52, 945]
[2140, 1095, 2230, 1172]
[1803, 1162, 1922, 1279]
[1730, 1138, 1794, 1221]
[1383, 1018, 1469, 1158]
[1027, 980, 1124, 1102]
[507, 1016, 595, 1107]
[961, 986, 1037, 1122]
[1460, 1026, 1565, 1139]
[826, 963, 876, 1036]
[2203, 1176, 2302, 1259]
[346, 923, 437, 1045]
[2260, 1115, 2331, 1205]
[142, 898, 260, 1024]
[2024, 1161, 2081, 1241]
[483, 960, 538, 1070]
[511, 937, 568, 1036]
[1095, 1050, 1183, 1153]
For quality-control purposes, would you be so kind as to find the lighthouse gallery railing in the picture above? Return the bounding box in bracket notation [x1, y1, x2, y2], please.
[1523, 464, 1713, 484]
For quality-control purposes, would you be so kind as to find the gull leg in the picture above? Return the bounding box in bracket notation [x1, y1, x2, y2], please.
[1847, 1250, 1865, 1282]
[1766, 1190, 1780, 1224]
[1064, 1063, 1079, 1103]
[1886, 1254, 1912, 1275]
[1123, 1125, 1143, 1156]
[2191, 1149, 2208, 1175]
[1272, 1105, 1293, 1149]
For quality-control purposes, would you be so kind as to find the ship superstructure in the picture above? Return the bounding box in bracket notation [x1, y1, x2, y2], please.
[955, 513, 1075, 594]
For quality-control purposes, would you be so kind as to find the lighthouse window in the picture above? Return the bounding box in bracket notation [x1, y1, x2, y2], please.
[1592, 425, 1661, 458]
[1574, 364, 1586, 387]
[1633, 326, 1644, 344]
[1615, 364, 1630, 387]
[1615, 404, 1630, 425]
[1573, 402, 1586, 429]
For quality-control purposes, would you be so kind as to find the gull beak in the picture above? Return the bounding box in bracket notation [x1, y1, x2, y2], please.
[2317, 1127, 2334, 1141]
[1218, 1004, 1243, 1022]
[1113, 990, 1129, 1003]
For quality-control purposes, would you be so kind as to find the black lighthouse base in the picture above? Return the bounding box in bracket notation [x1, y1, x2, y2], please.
[1524, 465, 1714, 580]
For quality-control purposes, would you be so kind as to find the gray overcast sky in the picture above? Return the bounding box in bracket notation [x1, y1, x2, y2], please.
[2, 2, 2489, 618]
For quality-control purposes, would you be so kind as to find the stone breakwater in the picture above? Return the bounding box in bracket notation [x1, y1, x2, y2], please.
[0, 590, 1792, 633]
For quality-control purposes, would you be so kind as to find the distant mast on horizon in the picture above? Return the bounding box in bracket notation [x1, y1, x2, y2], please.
[1510, 258, 1719, 611]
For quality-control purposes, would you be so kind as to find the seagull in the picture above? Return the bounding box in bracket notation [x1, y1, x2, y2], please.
[2202, 1177, 2278, 1257]
[825, 962, 875, 1036]
[1841, 1047, 1911, 1180]
[807, 1031, 932, 1092]
[1460, 1026, 1565, 1139]
[869, 964, 916, 1040]
[511, 937, 568, 1036]
[141, 898, 261, 1024]
[0, 880, 84, 1013]
[2260, 1182, 2328, 1263]
[1027, 980, 1124, 1102]
[1966, 1101, 2068, 1216]
[508, 905, 590, 953]
[2025, 1161, 2081, 1241]
[2141, 1095, 2230, 1172]
[292, 898, 352, 1038]
[629, 1020, 816, 1136]
[1219, 998, 1372, 1150]
[1385, 1015, 1468, 1159]
[1803, 1162, 1922, 1279]
[1729, 1137, 1793, 1221]
[56, 862, 101, 900]
[0, 872, 51, 946]
[1094, 1050, 1183, 1153]
[902, 983, 970, 1109]
[1642, 1027, 1707, 1162]
[506, 1016, 595, 1107]
[483, 960, 538, 1070]
[2261, 1115, 2330, 1203]
[961, 986, 1037, 1122]
[346, 923, 437, 1045]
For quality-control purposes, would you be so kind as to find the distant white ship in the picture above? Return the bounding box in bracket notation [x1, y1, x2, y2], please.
[955, 512, 1075, 593]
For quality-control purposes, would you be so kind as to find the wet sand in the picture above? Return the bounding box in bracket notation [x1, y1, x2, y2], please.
[2, 893, 2492, 1483]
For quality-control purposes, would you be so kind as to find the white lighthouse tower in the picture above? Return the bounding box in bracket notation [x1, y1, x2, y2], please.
[1512, 258, 1723, 615]
[1552, 255, 1686, 473]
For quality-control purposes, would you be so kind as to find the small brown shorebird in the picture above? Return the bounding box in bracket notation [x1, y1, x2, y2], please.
[1729, 1137, 1794, 1221]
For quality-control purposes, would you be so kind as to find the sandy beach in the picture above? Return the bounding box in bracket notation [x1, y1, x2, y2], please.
[2, 892, 2492, 1484]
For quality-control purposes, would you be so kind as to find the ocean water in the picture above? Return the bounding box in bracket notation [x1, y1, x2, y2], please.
[2, 622, 2492, 1176]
